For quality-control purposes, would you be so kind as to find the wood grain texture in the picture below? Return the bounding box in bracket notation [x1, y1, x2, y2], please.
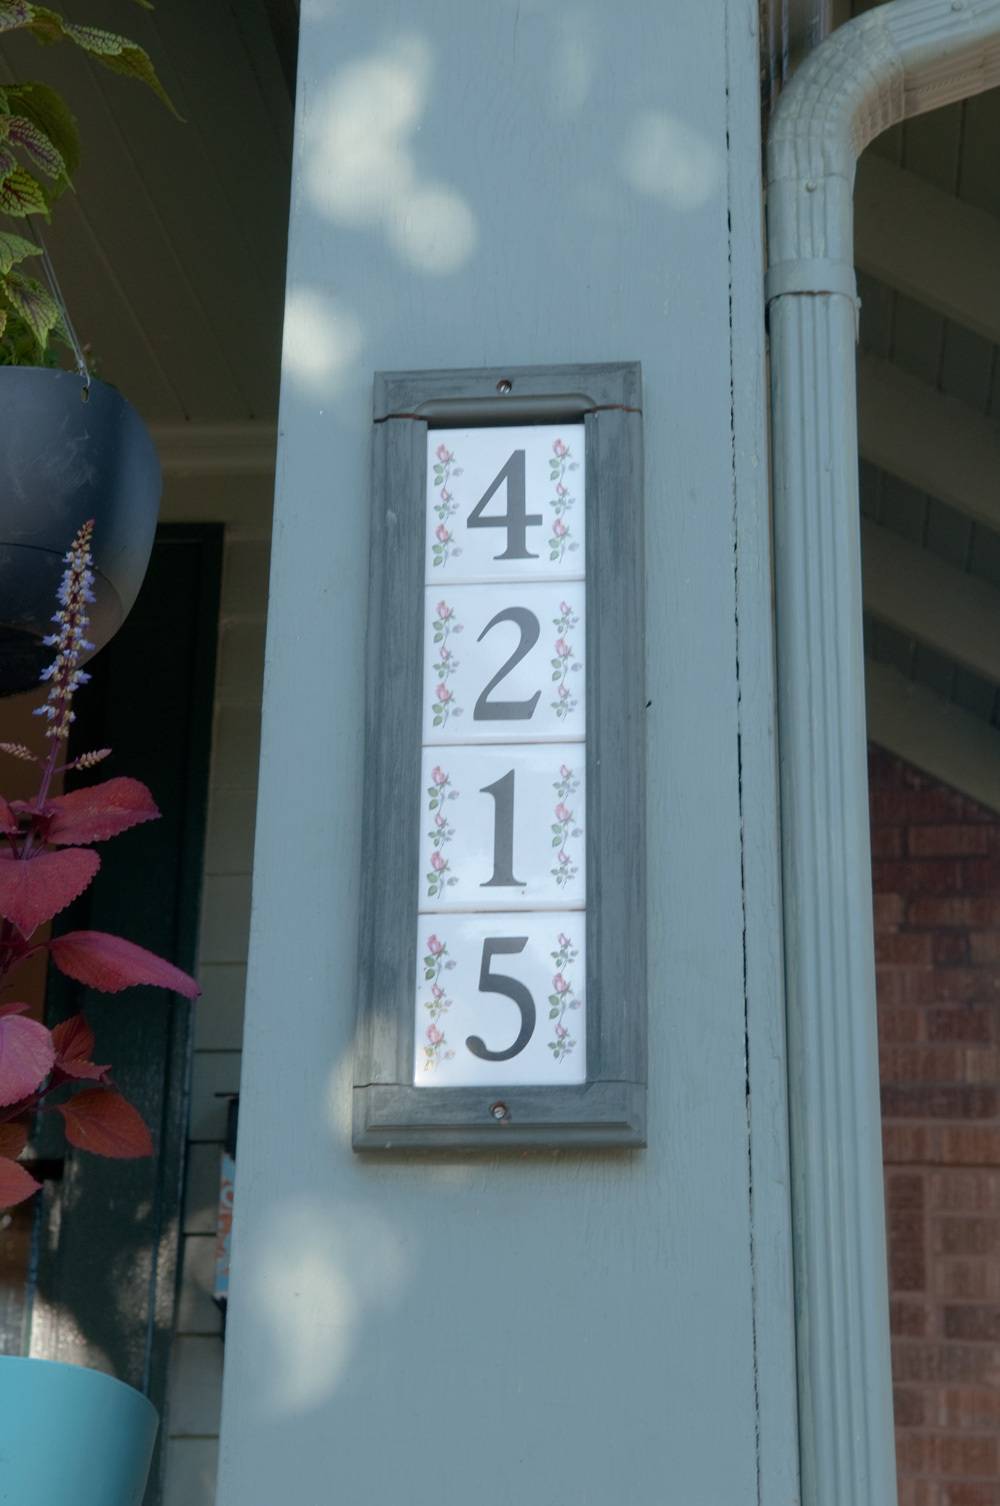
[354, 367, 646, 1148]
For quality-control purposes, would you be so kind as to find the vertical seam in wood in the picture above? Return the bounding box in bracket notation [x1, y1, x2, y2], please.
[724, 9, 762, 1496]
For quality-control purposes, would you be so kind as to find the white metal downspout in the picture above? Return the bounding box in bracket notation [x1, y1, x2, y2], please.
[766, 4, 1000, 1503]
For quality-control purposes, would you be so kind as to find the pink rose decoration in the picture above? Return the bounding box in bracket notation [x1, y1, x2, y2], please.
[553, 973, 569, 994]
[558, 685, 569, 700]
[558, 849, 570, 865]
[435, 524, 450, 543]
[439, 646, 451, 662]
[555, 802, 572, 822]
[553, 519, 567, 538]
[427, 1023, 443, 1044]
[436, 443, 450, 462]
[441, 487, 452, 503]
[435, 813, 446, 829]
[555, 1022, 568, 1038]
[560, 601, 572, 616]
[436, 601, 452, 620]
[432, 766, 447, 785]
[436, 683, 452, 703]
[559, 764, 572, 780]
[427, 935, 444, 956]
[430, 852, 445, 872]
[557, 932, 571, 948]
[553, 439, 568, 458]
[554, 638, 570, 658]
[431, 983, 444, 1000]
[556, 482, 568, 497]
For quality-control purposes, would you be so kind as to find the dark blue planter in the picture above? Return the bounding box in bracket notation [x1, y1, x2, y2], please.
[0, 368, 161, 697]
[0, 1356, 158, 1503]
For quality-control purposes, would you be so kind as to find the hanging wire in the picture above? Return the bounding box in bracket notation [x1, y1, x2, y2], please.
[28, 214, 91, 396]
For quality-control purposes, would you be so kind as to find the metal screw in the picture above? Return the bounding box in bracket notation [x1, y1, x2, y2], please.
[496, 378, 513, 395]
[490, 1101, 509, 1121]
[805, 179, 817, 193]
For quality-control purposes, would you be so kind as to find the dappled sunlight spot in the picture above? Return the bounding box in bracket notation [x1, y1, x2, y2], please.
[387, 185, 478, 275]
[301, 34, 478, 276]
[29, 1298, 113, 1373]
[550, 15, 593, 116]
[621, 110, 721, 211]
[326, 1050, 353, 1139]
[248, 1197, 412, 1417]
[282, 287, 363, 398]
[302, 36, 428, 226]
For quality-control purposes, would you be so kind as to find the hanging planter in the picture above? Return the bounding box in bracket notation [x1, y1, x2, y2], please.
[0, 1356, 158, 1504]
[0, 368, 161, 698]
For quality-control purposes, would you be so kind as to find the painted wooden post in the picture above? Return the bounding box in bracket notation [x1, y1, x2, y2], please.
[217, 5, 796, 1503]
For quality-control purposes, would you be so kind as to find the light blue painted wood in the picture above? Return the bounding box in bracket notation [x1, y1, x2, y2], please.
[218, 3, 795, 1502]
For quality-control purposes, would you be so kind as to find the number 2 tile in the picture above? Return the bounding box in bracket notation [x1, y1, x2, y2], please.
[422, 582, 585, 745]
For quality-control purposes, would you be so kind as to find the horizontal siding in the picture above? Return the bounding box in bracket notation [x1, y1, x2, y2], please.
[164, 527, 268, 1506]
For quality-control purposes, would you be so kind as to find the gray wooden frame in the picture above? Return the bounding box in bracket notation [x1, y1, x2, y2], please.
[353, 362, 645, 1149]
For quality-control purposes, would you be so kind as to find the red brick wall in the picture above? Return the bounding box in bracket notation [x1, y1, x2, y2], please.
[871, 746, 1000, 1506]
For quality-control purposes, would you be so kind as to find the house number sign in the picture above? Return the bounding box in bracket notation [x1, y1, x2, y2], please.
[354, 363, 646, 1149]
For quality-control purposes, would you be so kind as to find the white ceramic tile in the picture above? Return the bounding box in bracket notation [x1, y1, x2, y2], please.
[422, 582, 585, 744]
[413, 913, 585, 1087]
[419, 745, 585, 911]
[426, 424, 585, 584]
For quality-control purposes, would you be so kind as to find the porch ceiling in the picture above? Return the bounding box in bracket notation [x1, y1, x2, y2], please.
[849, 27, 1000, 809]
[0, 0, 292, 493]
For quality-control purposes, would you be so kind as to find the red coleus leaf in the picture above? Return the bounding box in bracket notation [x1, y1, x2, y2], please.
[0, 1120, 28, 1158]
[51, 1013, 110, 1082]
[0, 796, 16, 836]
[0, 1013, 54, 1105]
[0, 1000, 29, 1018]
[48, 931, 200, 998]
[0, 1155, 40, 1208]
[0, 847, 100, 935]
[57, 1088, 152, 1158]
[43, 778, 160, 845]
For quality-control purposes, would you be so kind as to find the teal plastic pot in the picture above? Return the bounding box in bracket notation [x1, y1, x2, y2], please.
[0, 1357, 158, 1505]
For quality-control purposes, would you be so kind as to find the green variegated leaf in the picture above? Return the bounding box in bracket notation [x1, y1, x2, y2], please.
[0, 308, 7, 339]
[60, 23, 180, 117]
[0, 147, 16, 180]
[2, 84, 79, 183]
[0, 231, 41, 274]
[4, 270, 59, 351]
[0, 1, 34, 35]
[0, 168, 47, 217]
[25, 2, 59, 42]
[2, 116, 65, 179]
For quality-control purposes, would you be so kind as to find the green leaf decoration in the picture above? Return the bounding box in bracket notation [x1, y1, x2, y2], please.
[3, 115, 65, 179]
[25, 3, 60, 43]
[2, 84, 80, 184]
[0, 230, 41, 274]
[61, 22, 181, 117]
[0, 1, 34, 35]
[4, 270, 59, 351]
[0, 168, 48, 217]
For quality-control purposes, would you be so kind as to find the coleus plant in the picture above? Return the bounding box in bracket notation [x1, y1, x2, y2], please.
[0, 521, 199, 1208]
[0, 0, 176, 362]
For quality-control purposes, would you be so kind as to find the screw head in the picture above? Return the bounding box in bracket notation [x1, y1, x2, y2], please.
[490, 1101, 509, 1121]
[496, 378, 513, 395]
